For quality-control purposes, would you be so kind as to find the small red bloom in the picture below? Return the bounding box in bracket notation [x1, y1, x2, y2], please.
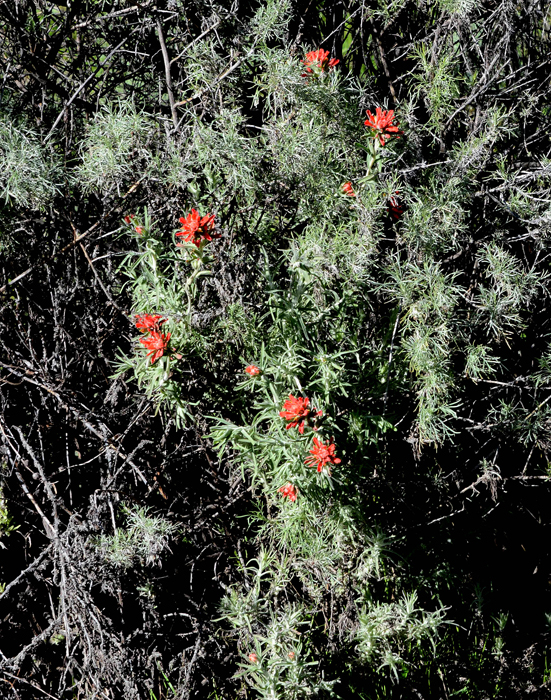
[341, 181, 356, 197]
[248, 652, 258, 664]
[135, 314, 166, 333]
[388, 192, 404, 220]
[140, 331, 171, 364]
[278, 483, 298, 502]
[245, 365, 261, 376]
[364, 108, 403, 146]
[305, 437, 341, 473]
[279, 394, 322, 435]
[176, 209, 219, 247]
[124, 215, 143, 234]
[288, 651, 296, 660]
[302, 48, 339, 76]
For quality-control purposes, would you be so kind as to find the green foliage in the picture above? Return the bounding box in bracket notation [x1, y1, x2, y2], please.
[0, 487, 18, 537]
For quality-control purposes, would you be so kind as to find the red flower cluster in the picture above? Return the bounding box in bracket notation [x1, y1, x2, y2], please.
[278, 482, 298, 502]
[135, 314, 170, 364]
[302, 48, 339, 75]
[176, 209, 219, 247]
[245, 364, 261, 376]
[279, 394, 322, 435]
[140, 332, 171, 364]
[305, 437, 341, 473]
[364, 108, 403, 146]
[341, 181, 356, 197]
[248, 652, 259, 664]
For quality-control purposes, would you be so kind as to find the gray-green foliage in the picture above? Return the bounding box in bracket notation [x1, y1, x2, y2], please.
[97, 505, 178, 568]
[438, 0, 477, 18]
[410, 42, 461, 133]
[384, 258, 462, 444]
[220, 552, 337, 699]
[0, 117, 60, 209]
[77, 102, 153, 194]
[399, 177, 468, 254]
[476, 241, 546, 338]
[356, 592, 446, 681]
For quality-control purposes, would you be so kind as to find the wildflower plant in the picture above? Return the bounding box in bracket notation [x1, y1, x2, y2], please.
[3, 1, 551, 699]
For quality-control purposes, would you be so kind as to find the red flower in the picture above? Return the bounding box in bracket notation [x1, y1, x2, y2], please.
[124, 215, 143, 234]
[364, 108, 403, 146]
[245, 364, 261, 376]
[278, 483, 298, 502]
[176, 209, 218, 247]
[305, 437, 341, 473]
[288, 651, 296, 660]
[248, 652, 258, 664]
[302, 48, 339, 75]
[135, 314, 166, 333]
[341, 181, 356, 197]
[279, 394, 322, 434]
[140, 331, 171, 364]
[388, 192, 404, 220]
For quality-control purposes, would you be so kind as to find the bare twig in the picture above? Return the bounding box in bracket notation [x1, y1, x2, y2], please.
[170, 20, 221, 64]
[0, 544, 53, 603]
[156, 18, 179, 130]
[45, 33, 136, 142]
[0, 179, 143, 297]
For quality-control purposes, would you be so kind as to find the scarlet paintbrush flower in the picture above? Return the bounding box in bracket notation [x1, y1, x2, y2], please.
[135, 314, 166, 333]
[341, 181, 356, 197]
[305, 437, 341, 473]
[140, 331, 171, 364]
[388, 192, 404, 220]
[245, 364, 261, 376]
[279, 394, 322, 434]
[278, 483, 298, 502]
[364, 108, 403, 146]
[124, 215, 143, 234]
[176, 209, 218, 247]
[302, 48, 339, 75]
[248, 652, 258, 664]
